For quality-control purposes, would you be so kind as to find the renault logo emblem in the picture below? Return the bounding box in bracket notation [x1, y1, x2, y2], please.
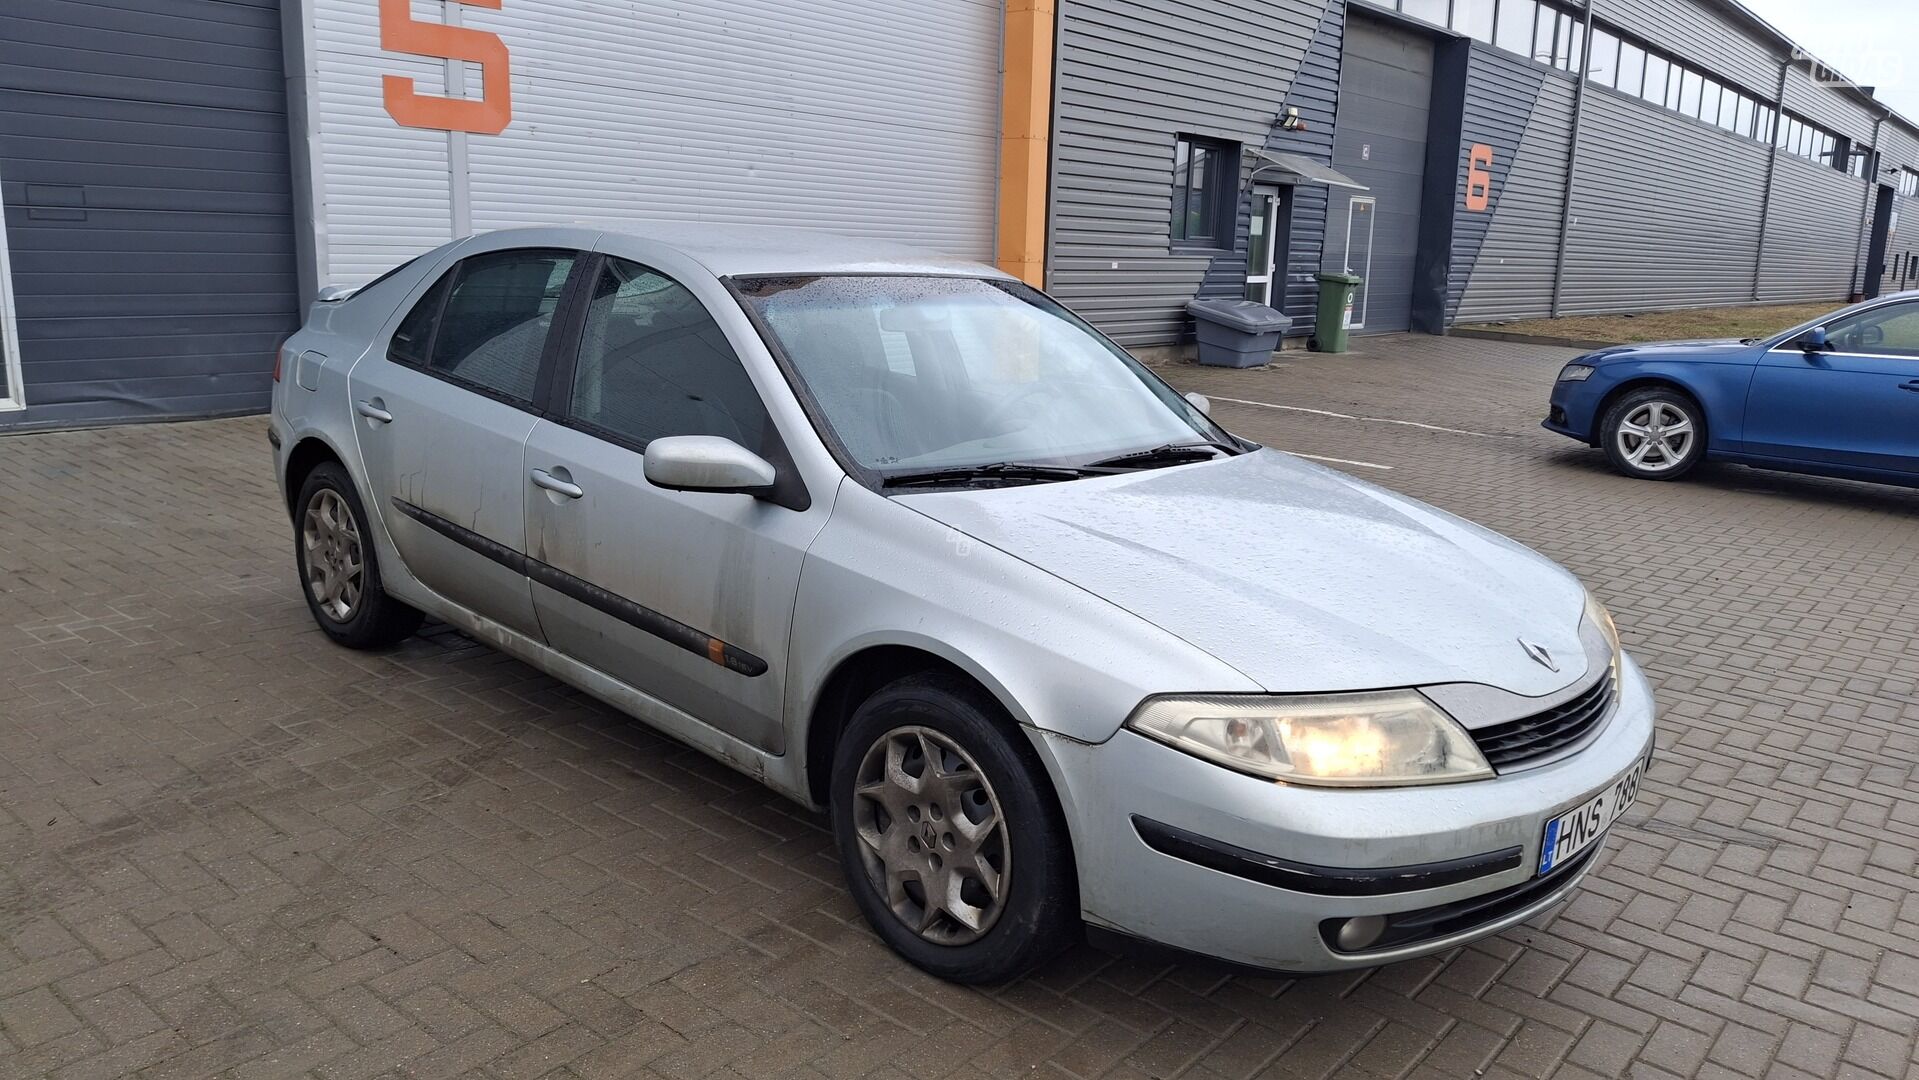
[1520, 639, 1559, 672]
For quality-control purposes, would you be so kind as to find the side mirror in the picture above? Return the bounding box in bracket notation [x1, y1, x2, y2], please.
[644, 436, 777, 496]
[1800, 326, 1829, 353]
[1184, 391, 1212, 416]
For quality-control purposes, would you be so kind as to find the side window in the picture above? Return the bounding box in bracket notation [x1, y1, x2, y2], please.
[388, 272, 449, 366]
[1830, 303, 1919, 357]
[567, 258, 771, 453]
[427, 249, 576, 404]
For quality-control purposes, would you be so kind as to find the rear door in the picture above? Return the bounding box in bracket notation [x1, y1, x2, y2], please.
[348, 244, 586, 638]
[1744, 300, 1919, 477]
[521, 253, 831, 753]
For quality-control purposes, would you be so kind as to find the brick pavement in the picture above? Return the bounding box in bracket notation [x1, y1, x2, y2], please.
[1, 334, 1916, 1079]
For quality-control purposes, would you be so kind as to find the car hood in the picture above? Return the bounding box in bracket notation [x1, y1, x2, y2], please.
[1586, 338, 1752, 362]
[896, 450, 1588, 698]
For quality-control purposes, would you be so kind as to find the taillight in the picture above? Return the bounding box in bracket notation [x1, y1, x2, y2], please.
[273, 342, 287, 383]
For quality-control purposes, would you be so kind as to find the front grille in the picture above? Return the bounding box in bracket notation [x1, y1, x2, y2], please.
[1470, 672, 1615, 770]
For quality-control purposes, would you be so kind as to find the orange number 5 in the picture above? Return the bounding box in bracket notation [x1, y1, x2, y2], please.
[381, 0, 512, 135]
[1464, 143, 1494, 212]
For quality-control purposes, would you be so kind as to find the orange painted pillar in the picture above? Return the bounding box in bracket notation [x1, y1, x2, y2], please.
[998, 0, 1056, 288]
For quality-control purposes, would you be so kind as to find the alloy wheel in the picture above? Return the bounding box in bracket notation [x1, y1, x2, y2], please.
[850, 725, 1010, 946]
[302, 488, 364, 622]
[1615, 400, 1695, 473]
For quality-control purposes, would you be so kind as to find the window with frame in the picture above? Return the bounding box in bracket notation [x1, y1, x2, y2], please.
[566, 257, 770, 454]
[1901, 169, 1919, 198]
[399, 249, 577, 405]
[1824, 301, 1919, 357]
[1171, 136, 1238, 247]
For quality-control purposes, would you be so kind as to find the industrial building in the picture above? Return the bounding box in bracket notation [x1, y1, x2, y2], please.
[1, 0, 1915, 427]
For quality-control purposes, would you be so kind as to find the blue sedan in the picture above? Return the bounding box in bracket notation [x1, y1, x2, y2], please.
[1545, 293, 1919, 486]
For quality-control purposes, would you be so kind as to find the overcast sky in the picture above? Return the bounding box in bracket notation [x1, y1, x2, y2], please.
[1738, 0, 1919, 119]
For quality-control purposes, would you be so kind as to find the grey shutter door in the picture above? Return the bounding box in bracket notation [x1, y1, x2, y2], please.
[0, 0, 298, 426]
[1327, 18, 1433, 334]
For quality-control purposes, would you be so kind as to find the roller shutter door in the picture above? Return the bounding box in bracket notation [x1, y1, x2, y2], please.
[303, 0, 1003, 286]
[1326, 17, 1431, 334]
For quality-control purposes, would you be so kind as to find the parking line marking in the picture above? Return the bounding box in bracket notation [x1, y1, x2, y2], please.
[1280, 450, 1394, 471]
[1209, 395, 1514, 439]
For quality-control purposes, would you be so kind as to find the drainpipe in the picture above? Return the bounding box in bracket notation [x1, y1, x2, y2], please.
[1752, 58, 1790, 302]
[1548, 0, 1596, 318]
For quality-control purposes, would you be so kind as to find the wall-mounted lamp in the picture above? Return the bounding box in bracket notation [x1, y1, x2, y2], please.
[1279, 106, 1307, 133]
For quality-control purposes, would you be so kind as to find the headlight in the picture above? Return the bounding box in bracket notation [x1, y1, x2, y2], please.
[1584, 590, 1621, 678]
[1127, 691, 1493, 787]
[1558, 364, 1596, 381]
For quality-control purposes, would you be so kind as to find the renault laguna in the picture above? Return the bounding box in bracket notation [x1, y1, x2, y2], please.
[270, 224, 1655, 982]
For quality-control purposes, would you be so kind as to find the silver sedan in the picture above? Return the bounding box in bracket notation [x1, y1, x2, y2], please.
[270, 224, 1655, 983]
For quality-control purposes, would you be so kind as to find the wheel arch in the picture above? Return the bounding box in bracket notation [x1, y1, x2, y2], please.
[803, 642, 1039, 811]
[1590, 376, 1710, 448]
[284, 435, 348, 516]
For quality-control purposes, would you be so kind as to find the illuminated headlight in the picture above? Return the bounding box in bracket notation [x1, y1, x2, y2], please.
[1585, 590, 1621, 680]
[1558, 364, 1596, 381]
[1126, 691, 1492, 787]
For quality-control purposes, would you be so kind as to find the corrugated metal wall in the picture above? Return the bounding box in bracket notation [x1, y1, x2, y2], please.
[1325, 17, 1432, 334]
[1450, 48, 1569, 323]
[1557, 90, 1772, 314]
[305, 0, 1002, 287]
[0, 0, 299, 428]
[1759, 154, 1870, 301]
[1049, 0, 1327, 346]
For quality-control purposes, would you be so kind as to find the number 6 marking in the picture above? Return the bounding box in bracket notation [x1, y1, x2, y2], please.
[380, 0, 512, 135]
[1465, 143, 1494, 212]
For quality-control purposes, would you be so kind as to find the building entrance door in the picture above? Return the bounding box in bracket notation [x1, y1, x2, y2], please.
[1343, 197, 1378, 331]
[0, 164, 23, 413]
[1246, 189, 1282, 304]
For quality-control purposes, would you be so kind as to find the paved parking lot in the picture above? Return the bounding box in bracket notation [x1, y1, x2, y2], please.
[2, 334, 1916, 1080]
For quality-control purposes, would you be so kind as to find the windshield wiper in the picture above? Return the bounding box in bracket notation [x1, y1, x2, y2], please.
[1082, 441, 1239, 470]
[880, 462, 1102, 489]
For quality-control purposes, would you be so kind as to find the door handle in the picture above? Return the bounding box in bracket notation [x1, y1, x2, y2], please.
[354, 399, 394, 423]
[531, 468, 584, 499]
[1900, 380, 1919, 394]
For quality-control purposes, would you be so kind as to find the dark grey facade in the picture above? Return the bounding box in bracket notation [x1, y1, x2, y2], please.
[1055, 0, 1919, 349]
[0, 0, 300, 430]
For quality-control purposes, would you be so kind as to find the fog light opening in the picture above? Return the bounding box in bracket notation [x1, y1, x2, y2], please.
[1334, 915, 1387, 952]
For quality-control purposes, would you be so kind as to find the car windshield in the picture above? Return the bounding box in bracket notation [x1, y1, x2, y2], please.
[734, 275, 1230, 478]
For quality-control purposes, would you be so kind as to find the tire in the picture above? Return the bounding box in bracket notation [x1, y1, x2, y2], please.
[293, 462, 424, 649]
[1599, 387, 1705, 481]
[829, 673, 1078, 983]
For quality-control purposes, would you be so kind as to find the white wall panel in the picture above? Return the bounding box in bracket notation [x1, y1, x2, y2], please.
[303, 0, 1001, 286]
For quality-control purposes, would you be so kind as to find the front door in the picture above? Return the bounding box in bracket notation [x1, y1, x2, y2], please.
[522, 254, 830, 753]
[1245, 189, 1281, 305]
[1343, 197, 1378, 331]
[0, 163, 22, 412]
[348, 246, 583, 639]
[1744, 300, 1919, 477]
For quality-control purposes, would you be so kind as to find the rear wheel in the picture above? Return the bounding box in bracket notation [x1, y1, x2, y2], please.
[830, 673, 1078, 983]
[294, 462, 423, 648]
[1601, 388, 1704, 480]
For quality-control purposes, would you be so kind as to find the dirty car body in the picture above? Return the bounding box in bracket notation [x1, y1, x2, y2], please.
[270, 224, 1655, 980]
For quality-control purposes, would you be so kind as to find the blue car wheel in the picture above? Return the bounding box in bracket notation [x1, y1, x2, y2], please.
[1600, 388, 1705, 481]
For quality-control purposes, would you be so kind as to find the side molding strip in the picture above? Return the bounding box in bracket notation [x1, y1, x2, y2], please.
[390, 498, 768, 677]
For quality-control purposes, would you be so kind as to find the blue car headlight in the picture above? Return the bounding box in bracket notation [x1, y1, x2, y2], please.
[1558, 364, 1596, 382]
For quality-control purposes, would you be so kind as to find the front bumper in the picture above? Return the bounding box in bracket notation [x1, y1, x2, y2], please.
[1037, 654, 1656, 973]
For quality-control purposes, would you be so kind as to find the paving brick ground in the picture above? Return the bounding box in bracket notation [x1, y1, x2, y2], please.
[1, 334, 1916, 1079]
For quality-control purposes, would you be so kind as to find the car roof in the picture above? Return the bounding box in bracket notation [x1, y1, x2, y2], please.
[515, 221, 1010, 280]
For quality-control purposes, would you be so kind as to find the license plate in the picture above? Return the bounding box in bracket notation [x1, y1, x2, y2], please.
[1538, 759, 1643, 876]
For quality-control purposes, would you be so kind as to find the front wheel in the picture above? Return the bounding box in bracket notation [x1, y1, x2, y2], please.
[294, 462, 424, 649]
[1600, 388, 1705, 480]
[829, 674, 1078, 983]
